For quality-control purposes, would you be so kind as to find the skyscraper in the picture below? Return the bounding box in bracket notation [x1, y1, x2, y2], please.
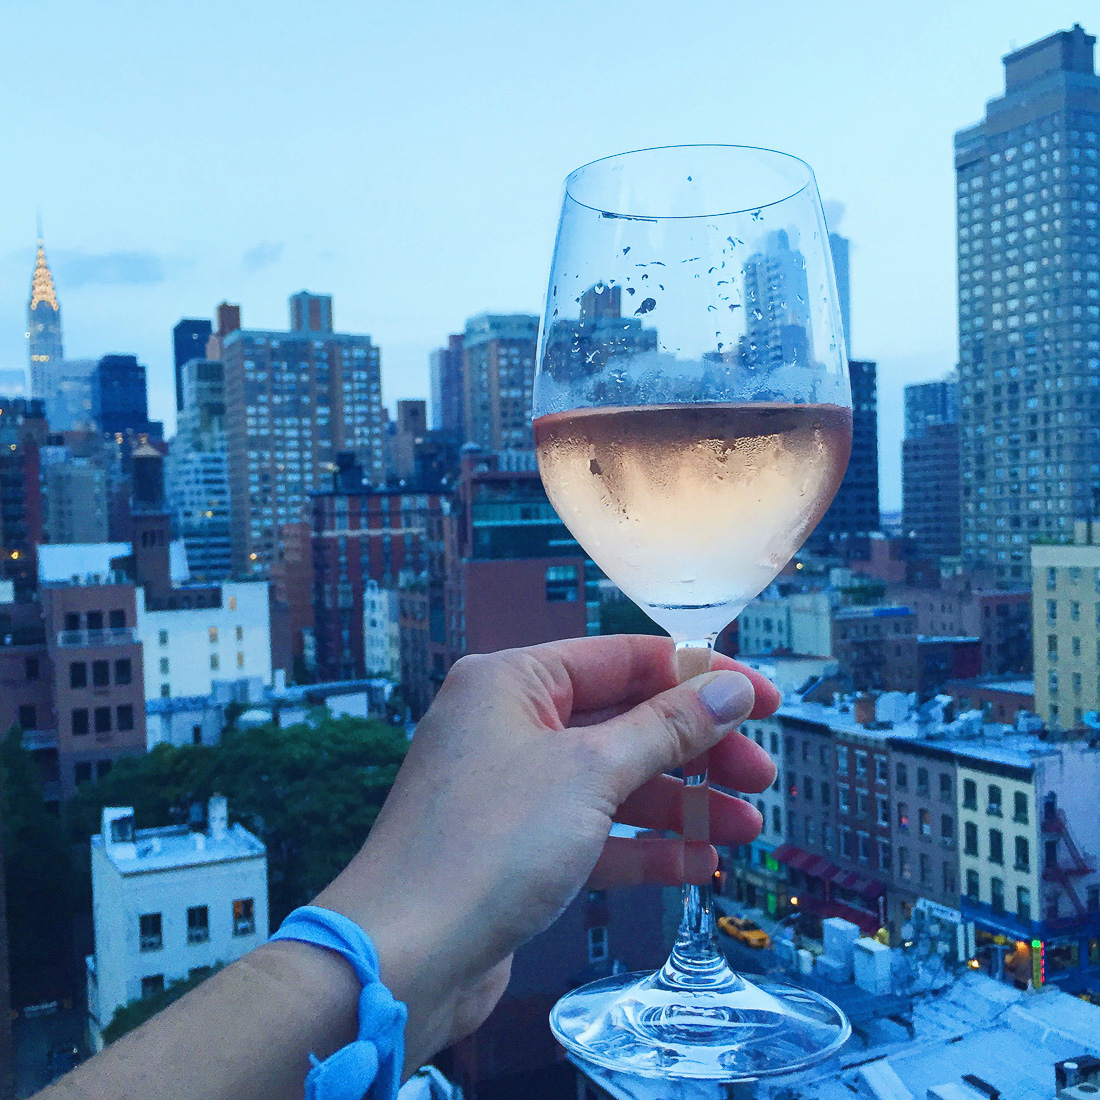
[27, 240, 63, 400]
[904, 376, 959, 439]
[829, 231, 852, 352]
[804, 359, 880, 557]
[172, 319, 213, 412]
[429, 334, 464, 435]
[741, 230, 812, 371]
[222, 296, 385, 575]
[902, 376, 962, 559]
[462, 314, 539, 451]
[955, 24, 1100, 579]
[92, 355, 160, 438]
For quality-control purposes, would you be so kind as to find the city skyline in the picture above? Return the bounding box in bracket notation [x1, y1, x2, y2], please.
[2, 2, 1095, 512]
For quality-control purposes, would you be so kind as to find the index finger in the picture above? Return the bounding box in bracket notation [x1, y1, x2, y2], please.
[523, 634, 781, 723]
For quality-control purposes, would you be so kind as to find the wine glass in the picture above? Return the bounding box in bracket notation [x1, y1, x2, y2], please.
[533, 146, 852, 1080]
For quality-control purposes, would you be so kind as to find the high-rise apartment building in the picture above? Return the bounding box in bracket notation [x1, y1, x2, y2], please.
[903, 376, 962, 558]
[955, 25, 1100, 578]
[27, 241, 63, 401]
[49, 358, 98, 431]
[172, 319, 213, 412]
[1032, 519, 1100, 728]
[805, 359, 880, 557]
[462, 314, 539, 451]
[166, 359, 231, 580]
[222, 296, 385, 575]
[430, 334, 464, 435]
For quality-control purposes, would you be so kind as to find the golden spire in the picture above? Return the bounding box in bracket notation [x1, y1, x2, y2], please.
[30, 241, 59, 312]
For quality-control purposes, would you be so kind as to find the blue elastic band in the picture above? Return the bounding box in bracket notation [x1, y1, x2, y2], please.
[272, 905, 407, 1100]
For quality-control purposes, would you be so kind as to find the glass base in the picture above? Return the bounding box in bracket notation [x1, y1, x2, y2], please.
[550, 969, 850, 1081]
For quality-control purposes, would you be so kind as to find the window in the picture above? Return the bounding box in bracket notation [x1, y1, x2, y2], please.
[840, 826, 853, 858]
[855, 750, 867, 778]
[1048, 599, 1057, 623]
[820, 782, 830, 806]
[1013, 791, 1029, 823]
[236, 625, 244, 641]
[193, 725, 203, 746]
[858, 832, 871, 863]
[878, 839, 892, 872]
[141, 975, 165, 999]
[877, 795, 889, 826]
[87, 611, 103, 632]
[94, 707, 111, 734]
[941, 814, 954, 844]
[92, 660, 109, 687]
[991, 876, 1005, 912]
[989, 829, 1004, 864]
[772, 806, 781, 834]
[943, 863, 956, 895]
[836, 746, 848, 771]
[1014, 836, 1029, 870]
[805, 816, 816, 845]
[237, 652, 245, 669]
[17, 705, 36, 730]
[838, 787, 850, 814]
[70, 662, 87, 689]
[187, 906, 210, 944]
[963, 779, 977, 809]
[898, 847, 911, 881]
[919, 809, 931, 836]
[545, 565, 578, 602]
[74, 761, 93, 785]
[804, 776, 814, 802]
[64, 612, 81, 632]
[24, 657, 39, 680]
[964, 821, 978, 855]
[233, 898, 255, 936]
[801, 742, 810, 762]
[919, 852, 930, 884]
[71, 708, 89, 736]
[966, 869, 980, 900]
[856, 790, 869, 818]
[916, 767, 929, 796]
[987, 784, 1002, 816]
[97, 760, 111, 779]
[939, 773, 952, 802]
[1088, 886, 1100, 913]
[586, 925, 608, 963]
[109, 609, 125, 629]
[139, 913, 163, 952]
[1018, 886, 1031, 921]
[209, 627, 219, 644]
[875, 757, 887, 785]
[895, 762, 908, 789]
[117, 705, 134, 732]
[160, 683, 171, 698]
[897, 802, 909, 830]
[115, 658, 132, 685]
[159, 657, 169, 675]
[228, 596, 237, 611]
[158, 630, 168, 646]
[210, 654, 220, 671]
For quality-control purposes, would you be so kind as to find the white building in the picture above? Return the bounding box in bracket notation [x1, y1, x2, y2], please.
[136, 581, 272, 701]
[87, 797, 267, 1048]
[364, 582, 401, 679]
[738, 590, 835, 657]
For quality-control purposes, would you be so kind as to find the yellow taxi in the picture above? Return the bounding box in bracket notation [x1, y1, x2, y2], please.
[717, 915, 772, 950]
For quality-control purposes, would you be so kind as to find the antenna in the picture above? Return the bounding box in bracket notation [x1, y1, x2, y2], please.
[35, 209, 43, 244]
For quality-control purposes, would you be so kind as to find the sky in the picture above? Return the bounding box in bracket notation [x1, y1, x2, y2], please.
[1, 1, 1095, 510]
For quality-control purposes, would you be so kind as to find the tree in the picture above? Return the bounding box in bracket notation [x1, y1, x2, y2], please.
[0, 727, 77, 1007]
[69, 714, 407, 925]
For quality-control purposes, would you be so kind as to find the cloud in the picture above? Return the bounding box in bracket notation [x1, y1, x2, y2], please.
[53, 249, 171, 288]
[822, 200, 846, 232]
[242, 241, 284, 272]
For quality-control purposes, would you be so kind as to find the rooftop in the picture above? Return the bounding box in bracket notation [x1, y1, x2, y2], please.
[94, 821, 265, 874]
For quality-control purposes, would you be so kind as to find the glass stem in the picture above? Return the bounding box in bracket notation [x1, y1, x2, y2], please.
[660, 638, 742, 992]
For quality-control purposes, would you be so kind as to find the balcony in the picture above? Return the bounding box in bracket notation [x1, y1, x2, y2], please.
[21, 729, 58, 751]
[56, 627, 138, 648]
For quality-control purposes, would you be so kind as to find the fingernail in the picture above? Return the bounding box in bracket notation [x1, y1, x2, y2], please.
[697, 671, 755, 724]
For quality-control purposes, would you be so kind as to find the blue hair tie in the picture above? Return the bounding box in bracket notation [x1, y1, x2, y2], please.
[272, 905, 407, 1100]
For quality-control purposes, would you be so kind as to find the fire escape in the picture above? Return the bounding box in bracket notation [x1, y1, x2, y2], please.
[1041, 793, 1095, 919]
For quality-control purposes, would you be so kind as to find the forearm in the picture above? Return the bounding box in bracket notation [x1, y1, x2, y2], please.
[36, 941, 359, 1100]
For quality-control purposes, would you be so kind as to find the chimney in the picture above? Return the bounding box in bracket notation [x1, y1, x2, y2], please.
[855, 693, 876, 725]
[208, 794, 228, 841]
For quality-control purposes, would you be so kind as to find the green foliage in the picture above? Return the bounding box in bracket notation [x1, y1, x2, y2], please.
[69, 715, 407, 926]
[1, 726, 76, 1006]
[599, 599, 667, 638]
[101, 967, 220, 1045]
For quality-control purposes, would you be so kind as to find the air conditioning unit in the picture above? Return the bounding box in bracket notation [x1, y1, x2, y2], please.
[1060, 1086, 1100, 1100]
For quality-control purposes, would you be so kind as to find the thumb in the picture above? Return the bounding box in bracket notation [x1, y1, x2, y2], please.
[589, 670, 756, 805]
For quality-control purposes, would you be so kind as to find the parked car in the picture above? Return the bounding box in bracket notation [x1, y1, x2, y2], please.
[717, 915, 772, 950]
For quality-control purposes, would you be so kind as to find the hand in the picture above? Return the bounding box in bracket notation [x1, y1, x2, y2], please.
[316, 635, 780, 1076]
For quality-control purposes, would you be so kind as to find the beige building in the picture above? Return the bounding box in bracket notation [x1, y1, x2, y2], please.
[738, 591, 834, 657]
[1032, 521, 1100, 728]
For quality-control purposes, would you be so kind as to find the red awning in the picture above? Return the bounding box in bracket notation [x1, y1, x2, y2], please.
[772, 845, 840, 882]
[833, 871, 885, 898]
[798, 896, 882, 936]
